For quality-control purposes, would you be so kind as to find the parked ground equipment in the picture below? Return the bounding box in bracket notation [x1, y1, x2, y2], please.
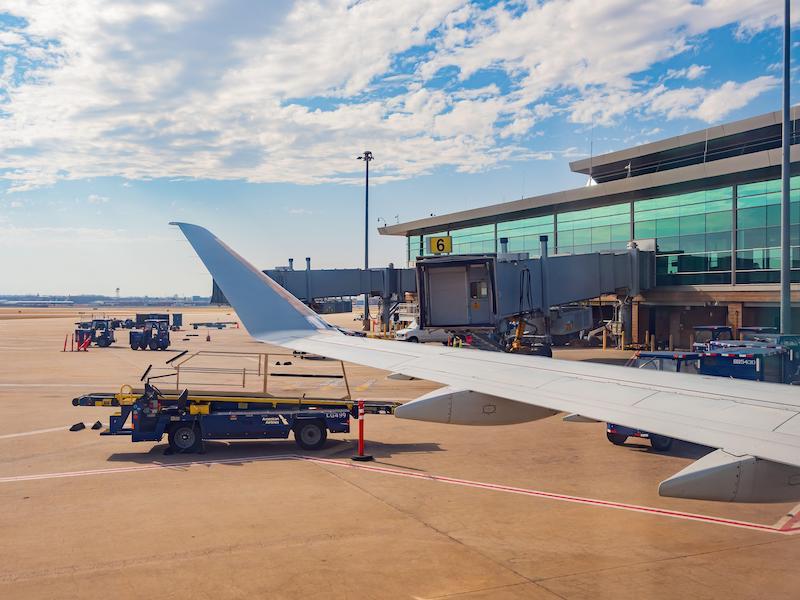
[74, 319, 116, 348]
[606, 351, 701, 451]
[72, 384, 398, 454]
[691, 325, 733, 351]
[607, 343, 800, 450]
[129, 319, 170, 351]
[192, 321, 238, 329]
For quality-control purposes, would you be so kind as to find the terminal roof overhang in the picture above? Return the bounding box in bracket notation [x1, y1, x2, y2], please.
[380, 106, 800, 238]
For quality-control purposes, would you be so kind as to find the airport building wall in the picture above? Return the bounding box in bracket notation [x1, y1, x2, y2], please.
[382, 108, 800, 341]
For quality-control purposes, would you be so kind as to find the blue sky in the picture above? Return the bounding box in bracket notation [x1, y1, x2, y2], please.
[0, 0, 798, 296]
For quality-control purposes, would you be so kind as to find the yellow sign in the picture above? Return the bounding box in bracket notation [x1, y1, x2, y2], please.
[426, 236, 452, 254]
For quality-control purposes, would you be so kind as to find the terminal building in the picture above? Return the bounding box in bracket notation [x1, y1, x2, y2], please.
[380, 108, 800, 346]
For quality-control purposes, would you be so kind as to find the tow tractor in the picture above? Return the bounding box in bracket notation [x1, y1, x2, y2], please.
[75, 319, 116, 348]
[130, 319, 170, 350]
[73, 384, 398, 454]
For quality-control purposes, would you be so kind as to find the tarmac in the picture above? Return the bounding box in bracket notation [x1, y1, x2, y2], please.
[1, 307, 799, 599]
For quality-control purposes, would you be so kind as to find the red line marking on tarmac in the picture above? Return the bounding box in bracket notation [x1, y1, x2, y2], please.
[774, 502, 800, 531]
[296, 456, 800, 536]
[1, 453, 798, 536]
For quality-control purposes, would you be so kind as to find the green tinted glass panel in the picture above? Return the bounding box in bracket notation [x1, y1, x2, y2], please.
[634, 220, 656, 238]
[706, 232, 731, 251]
[611, 223, 630, 241]
[679, 214, 705, 235]
[705, 211, 731, 233]
[656, 218, 679, 237]
[573, 228, 592, 245]
[591, 226, 611, 244]
[737, 207, 766, 229]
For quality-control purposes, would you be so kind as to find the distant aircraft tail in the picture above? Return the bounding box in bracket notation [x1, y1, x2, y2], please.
[172, 222, 336, 343]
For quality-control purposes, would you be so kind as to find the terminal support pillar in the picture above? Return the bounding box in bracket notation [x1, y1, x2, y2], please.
[620, 301, 632, 348]
[727, 302, 743, 339]
[780, 0, 793, 334]
[631, 302, 640, 345]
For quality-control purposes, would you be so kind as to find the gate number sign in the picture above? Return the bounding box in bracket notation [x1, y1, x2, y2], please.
[426, 236, 452, 254]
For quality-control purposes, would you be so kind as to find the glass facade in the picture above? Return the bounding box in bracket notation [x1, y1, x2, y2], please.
[735, 178, 800, 283]
[450, 224, 495, 255]
[634, 187, 733, 285]
[406, 177, 800, 286]
[557, 203, 630, 255]
[497, 215, 553, 256]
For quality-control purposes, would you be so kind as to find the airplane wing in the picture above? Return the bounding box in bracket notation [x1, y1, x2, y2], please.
[174, 222, 800, 502]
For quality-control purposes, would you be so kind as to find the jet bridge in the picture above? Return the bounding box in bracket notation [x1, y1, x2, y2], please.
[417, 238, 654, 333]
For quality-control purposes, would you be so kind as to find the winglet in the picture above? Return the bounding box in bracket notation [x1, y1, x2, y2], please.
[172, 222, 335, 342]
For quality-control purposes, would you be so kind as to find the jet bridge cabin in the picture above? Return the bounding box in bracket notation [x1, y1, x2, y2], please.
[416, 245, 655, 330]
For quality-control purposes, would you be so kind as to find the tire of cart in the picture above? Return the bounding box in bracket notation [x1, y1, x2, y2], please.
[294, 420, 327, 450]
[168, 423, 202, 453]
[606, 432, 628, 445]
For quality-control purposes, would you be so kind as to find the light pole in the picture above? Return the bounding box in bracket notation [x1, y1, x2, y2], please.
[357, 151, 373, 331]
[781, 0, 793, 334]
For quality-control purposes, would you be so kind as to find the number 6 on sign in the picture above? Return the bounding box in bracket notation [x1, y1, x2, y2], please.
[426, 236, 452, 254]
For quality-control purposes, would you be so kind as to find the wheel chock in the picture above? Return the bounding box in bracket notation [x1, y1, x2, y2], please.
[70, 422, 86, 432]
[91, 421, 103, 430]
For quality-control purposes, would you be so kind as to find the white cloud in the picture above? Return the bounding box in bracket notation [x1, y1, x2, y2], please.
[87, 193, 110, 204]
[665, 64, 709, 81]
[647, 76, 779, 122]
[0, 0, 792, 191]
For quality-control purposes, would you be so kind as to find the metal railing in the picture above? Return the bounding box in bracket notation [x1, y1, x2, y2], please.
[146, 350, 351, 398]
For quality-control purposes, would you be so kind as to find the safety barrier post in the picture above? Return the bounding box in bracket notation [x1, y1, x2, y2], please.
[602, 329, 607, 351]
[70, 333, 74, 352]
[62, 334, 68, 352]
[351, 400, 373, 462]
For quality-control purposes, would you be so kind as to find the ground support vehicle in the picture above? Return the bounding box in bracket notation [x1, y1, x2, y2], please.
[129, 319, 170, 350]
[606, 351, 701, 451]
[691, 325, 733, 351]
[73, 385, 398, 454]
[74, 319, 116, 348]
[395, 321, 449, 344]
[191, 321, 238, 330]
[701, 345, 799, 385]
[607, 345, 800, 450]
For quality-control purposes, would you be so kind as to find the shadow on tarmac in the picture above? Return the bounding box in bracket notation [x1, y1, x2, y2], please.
[105, 438, 443, 467]
[620, 438, 716, 460]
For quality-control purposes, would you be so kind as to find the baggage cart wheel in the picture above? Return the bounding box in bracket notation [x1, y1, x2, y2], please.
[650, 435, 673, 452]
[168, 424, 202, 453]
[130, 344, 138, 350]
[294, 420, 327, 450]
[606, 432, 627, 445]
[148, 339, 159, 351]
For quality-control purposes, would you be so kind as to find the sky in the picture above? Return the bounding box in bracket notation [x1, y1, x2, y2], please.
[0, 0, 798, 296]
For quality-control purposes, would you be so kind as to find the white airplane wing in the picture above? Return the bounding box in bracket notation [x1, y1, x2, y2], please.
[174, 223, 800, 502]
